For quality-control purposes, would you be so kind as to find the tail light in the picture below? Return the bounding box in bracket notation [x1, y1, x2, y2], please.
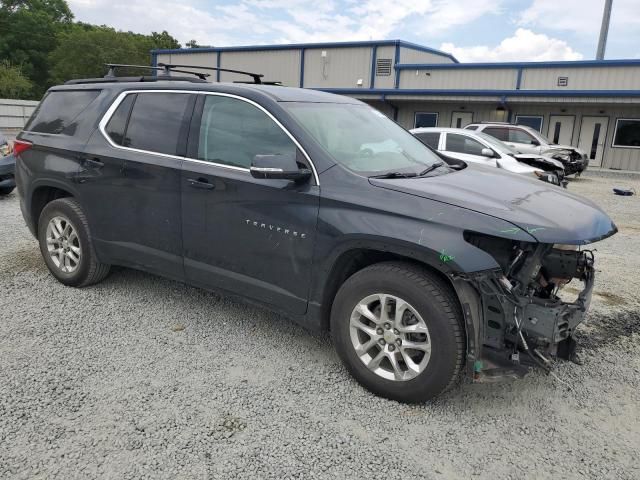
[13, 139, 32, 157]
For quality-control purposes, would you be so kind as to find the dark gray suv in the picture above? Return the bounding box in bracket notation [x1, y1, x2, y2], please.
[14, 71, 617, 402]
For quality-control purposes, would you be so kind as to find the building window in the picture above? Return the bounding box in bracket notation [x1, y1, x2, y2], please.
[612, 119, 640, 148]
[375, 59, 392, 76]
[414, 112, 438, 128]
[515, 115, 544, 132]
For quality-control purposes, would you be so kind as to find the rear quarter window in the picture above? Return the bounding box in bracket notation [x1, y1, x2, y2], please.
[24, 90, 101, 135]
[414, 132, 440, 149]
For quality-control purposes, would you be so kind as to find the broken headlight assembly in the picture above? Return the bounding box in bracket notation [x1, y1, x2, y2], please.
[533, 170, 561, 186]
[463, 232, 596, 379]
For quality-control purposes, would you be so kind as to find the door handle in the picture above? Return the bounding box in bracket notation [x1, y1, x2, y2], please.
[187, 178, 215, 190]
[83, 158, 104, 168]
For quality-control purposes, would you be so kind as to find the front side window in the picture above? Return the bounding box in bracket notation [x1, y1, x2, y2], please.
[509, 128, 537, 144]
[482, 127, 508, 141]
[613, 119, 640, 147]
[445, 133, 486, 156]
[515, 115, 544, 132]
[25, 90, 100, 135]
[285, 103, 443, 175]
[196, 96, 297, 168]
[414, 112, 438, 128]
[124, 92, 193, 156]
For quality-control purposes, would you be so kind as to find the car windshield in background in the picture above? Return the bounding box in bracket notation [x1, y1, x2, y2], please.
[284, 103, 444, 176]
[474, 131, 519, 154]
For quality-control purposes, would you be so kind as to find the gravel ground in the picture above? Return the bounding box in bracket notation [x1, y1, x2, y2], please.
[1, 174, 639, 480]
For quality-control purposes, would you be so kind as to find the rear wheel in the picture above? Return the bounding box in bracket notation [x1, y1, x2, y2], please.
[330, 262, 465, 403]
[0, 186, 14, 196]
[38, 198, 110, 287]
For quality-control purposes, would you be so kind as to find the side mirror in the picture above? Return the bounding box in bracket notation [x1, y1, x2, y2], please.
[250, 153, 312, 182]
[531, 139, 540, 146]
[481, 148, 495, 158]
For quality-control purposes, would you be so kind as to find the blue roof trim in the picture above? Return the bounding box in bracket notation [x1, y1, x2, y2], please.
[152, 39, 458, 63]
[317, 88, 640, 98]
[395, 59, 640, 70]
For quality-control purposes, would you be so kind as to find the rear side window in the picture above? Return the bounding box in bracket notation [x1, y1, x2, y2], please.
[196, 95, 296, 168]
[25, 90, 100, 135]
[482, 127, 508, 141]
[414, 132, 440, 149]
[123, 93, 193, 156]
[465, 125, 478, 131]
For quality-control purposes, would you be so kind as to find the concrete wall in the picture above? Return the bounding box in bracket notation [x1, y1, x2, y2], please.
[0, 99, 38, 139]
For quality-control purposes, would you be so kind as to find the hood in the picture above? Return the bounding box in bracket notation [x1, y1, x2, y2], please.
[543, 145, 585, 157]
[513, 153, 564, 170]
[369, 164, 617, 245]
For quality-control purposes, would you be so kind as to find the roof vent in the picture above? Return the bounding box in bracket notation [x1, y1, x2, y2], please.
[375, 58, 392, 76]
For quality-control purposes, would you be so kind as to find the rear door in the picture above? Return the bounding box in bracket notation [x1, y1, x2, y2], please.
[181, 93, 320, 315]
[84, 90, 195, 278]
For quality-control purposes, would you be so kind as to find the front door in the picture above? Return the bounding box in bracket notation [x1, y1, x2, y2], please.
[450, 111, 473, 128]
[578, 116, 609, 167]
[548, 115, 575, 145]
[442, 132, 497, 167]
[181, 94, 319, 315]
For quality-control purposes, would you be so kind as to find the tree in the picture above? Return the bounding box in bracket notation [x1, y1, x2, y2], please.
[0, 0, 74, 98]
[0, 62, 33, 98]
[48, 26, 181, 84]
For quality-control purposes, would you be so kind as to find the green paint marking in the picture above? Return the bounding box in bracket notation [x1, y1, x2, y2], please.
[439, 249, 455, 263]
[500, 227, 521, 234]
[526, 227, 546, 234]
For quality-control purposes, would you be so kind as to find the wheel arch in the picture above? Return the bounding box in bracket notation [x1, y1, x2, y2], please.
[312, 239, 462, 332]
[29, 180, 78, 236]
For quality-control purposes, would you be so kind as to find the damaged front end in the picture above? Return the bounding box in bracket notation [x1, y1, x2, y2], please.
[457, 232, 597, 382]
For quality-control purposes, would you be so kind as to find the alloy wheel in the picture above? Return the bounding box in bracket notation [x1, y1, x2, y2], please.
[349, 293, 431, 381]
[45, 216, 81, 273]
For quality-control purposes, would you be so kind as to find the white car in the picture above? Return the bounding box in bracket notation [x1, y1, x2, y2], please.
[465, 122, 587, 176]
[410, 127, 565, 185]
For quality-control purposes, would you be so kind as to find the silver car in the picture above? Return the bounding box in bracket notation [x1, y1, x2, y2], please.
[465, 122, 587, 176]
[410, 127, 565, 185]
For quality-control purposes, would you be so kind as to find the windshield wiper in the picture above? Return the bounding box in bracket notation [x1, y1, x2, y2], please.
[418, 161, 445, 176]
[370, 171, 418, 179]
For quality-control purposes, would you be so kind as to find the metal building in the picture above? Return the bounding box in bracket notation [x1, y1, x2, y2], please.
[153, 40, 640, 171]
[0, 99, 39, 140]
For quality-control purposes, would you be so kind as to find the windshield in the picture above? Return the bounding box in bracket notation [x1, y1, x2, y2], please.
[474, 131, 519, 154]
[284, 103, 444, 175]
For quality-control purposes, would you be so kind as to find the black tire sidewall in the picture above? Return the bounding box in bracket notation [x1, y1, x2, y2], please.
[0, 186, 15, 196]
[38, 200, 92, 286]
[331, 264, 463, 402]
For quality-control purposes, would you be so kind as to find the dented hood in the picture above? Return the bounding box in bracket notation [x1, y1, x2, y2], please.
[370, 164, 617, 245]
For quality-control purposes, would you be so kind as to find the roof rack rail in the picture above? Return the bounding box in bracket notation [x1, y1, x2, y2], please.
[65, 75, 208, 85]
[157, 63, 265, 84]
[104, 63, 211, 80]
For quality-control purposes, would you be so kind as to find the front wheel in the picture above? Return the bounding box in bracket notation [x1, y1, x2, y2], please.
[330, 262, 465, 403]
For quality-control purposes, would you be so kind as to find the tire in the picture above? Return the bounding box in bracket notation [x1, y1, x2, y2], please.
[0, 186, 14, 196]
[37, 197, 110, 287]
[330, 261, 465, 403]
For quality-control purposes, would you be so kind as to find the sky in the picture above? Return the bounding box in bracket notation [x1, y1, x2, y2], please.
[67, 0, 640, 62]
